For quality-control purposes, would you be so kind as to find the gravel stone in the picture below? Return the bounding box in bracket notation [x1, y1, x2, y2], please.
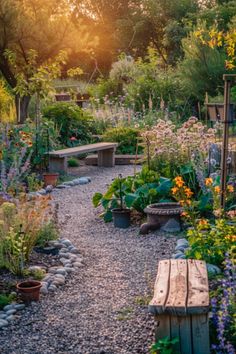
[0, 314, 7, 319]
[40, 287, 48, 295]
[6, 315, 16, 322]
[3, 305, 15, 312]
[14, 304, 25, 310]
[0, 319, 8, 328]
[0, 166, 176, 353]
[6, 309, 17, 316]
[48, 285, 57, 292]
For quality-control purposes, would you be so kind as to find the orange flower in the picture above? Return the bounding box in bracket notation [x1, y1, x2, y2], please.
[227, 185, 234, 193]
[198, 219, 208, 227]
[214, 186, 221, 194]
[179, 200, 185, 206]
[174, 176, 184, 187]
[225, 235, 236, 242]
[185, 199, 192, 206]
[184, 187, 193, 198]
[181, 211, 189, 218]
[171, 187, 178, 195]
[205, 178, 213, 186]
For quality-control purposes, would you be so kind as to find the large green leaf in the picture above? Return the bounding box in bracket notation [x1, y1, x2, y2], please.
[156, 179, 172, 196]
[92, 192, 103, 207]
[124, 193, 137, 208]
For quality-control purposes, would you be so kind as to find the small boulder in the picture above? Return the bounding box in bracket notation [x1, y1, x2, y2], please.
[0, 319, 8, 328]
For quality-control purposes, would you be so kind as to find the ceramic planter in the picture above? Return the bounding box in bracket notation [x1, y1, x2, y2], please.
[17, 280, 42, 303]
[43, 172, 59, 187]
[140, 202, 183, 234]
[112, 208, 131, 229]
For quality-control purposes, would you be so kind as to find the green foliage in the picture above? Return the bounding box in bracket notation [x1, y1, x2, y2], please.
[0, 80, 15, 123]
[43, 102, 95, 146]
[150, 336, 179, 354]
[26, 173, 43, 192]
[36, 222, 58, 248]
[90, 78, 123, 102]
[93, 168, 173, 221]
[23, 268, 46, 280]
[68, 157, 79, 168]
[178, 31, 234, 101]
[102, 127, 142, 154]
[186, 219, 236, 267]
[0, 197, 53, 275]
[0, 293, 15, 310]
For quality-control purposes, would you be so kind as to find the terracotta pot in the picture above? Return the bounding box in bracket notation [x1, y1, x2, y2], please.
[17, 280, 42, 303]
[43, 172, 59, 187]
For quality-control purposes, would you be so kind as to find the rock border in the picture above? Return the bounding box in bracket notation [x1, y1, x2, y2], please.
[0, 238, 83, 330]
[29, 176, 91, 197]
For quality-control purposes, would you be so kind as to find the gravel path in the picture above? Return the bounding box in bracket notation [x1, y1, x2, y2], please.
[0, 166, 176, 354]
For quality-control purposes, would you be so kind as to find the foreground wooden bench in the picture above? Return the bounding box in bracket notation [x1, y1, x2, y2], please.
[48, 142, 118, 173]
[149, 259, 210, 354]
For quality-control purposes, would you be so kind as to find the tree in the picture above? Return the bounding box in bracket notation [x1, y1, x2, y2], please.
[0, 0, 96, 122]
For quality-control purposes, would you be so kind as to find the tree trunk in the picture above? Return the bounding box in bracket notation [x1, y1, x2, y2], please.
[15, 95, 31, 124]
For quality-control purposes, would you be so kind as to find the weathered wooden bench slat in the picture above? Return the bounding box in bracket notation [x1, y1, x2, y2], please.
[48, 142, 118, 173]
[149, 259, 210, 354]
[48, 142, 118, 157]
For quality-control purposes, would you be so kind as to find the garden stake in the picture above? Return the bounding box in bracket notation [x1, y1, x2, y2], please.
[220, 74, 236, 209]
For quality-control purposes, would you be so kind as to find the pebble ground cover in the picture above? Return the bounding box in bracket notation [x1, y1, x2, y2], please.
[0, 165, 176, 354]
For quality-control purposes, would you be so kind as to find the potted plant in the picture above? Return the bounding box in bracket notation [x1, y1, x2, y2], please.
[16, 280, 42, 303]
[112, 174, 131, 228]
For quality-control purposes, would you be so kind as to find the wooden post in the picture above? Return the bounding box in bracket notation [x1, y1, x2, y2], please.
[220, 76, 232, 208]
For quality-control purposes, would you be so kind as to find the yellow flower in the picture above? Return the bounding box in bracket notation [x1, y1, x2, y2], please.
[227, 185, 234, 193]
[205, 178, 213, 186]
[214, 186, 221, 194]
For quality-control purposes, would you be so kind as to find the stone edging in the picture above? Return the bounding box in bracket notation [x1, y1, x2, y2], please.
[0, 238, 83, 330]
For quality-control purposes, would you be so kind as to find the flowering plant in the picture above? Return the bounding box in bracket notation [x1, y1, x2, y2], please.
[186, 219, 236, 267]
[171, 176, 199, 227]
[141, 117, 216, 170]
[210, 255, 236, 353]
[0, 195, 54, 275]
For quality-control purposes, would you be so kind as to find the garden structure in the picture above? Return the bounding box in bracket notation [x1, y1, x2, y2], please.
[48, 142, 118, 173]
[0, 1, 236, 353]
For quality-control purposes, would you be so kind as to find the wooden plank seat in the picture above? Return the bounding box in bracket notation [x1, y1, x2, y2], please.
[149, 259, 210, 354]
[48, 142, 118, 173]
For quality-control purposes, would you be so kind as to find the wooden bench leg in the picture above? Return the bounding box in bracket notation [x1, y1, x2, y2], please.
[49, 156, 68, 173]
[98, 148, 115, 167]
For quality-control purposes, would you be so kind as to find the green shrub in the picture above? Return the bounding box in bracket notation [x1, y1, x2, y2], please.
[43, 102, 95, 146]
[0, 294, 15, 310]
[102, 127, 142, 155]
[68, 157, 79, 167]
[36, 222, 58, 247]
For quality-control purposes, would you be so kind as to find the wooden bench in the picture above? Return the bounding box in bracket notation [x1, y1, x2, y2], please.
[149, 259, 210, 354]
[85, 154, 143, 166]
[48, 142, 118, 173]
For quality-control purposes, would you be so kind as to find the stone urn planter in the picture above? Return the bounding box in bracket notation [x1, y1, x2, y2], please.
[140, 202, 183, 235]
[16, 280, 42, 303]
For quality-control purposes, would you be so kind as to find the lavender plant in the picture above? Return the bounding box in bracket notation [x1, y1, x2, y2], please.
[210, 254, 236, 353]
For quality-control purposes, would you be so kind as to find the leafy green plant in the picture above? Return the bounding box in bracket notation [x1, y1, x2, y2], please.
[36, 221, 58, 247]
[150, 337, 179, 354]
[23, 268, 46, 280]
[93, 168, 173, 222]
[26, 173, 43, 192]
[186, 219, 236, 267]
[0, 196, 53, 275]
[102, 127, 142, 155]
[43, 102, 95, 146]
[68, 157, 79, 167]
[0, 293, 15, 310]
